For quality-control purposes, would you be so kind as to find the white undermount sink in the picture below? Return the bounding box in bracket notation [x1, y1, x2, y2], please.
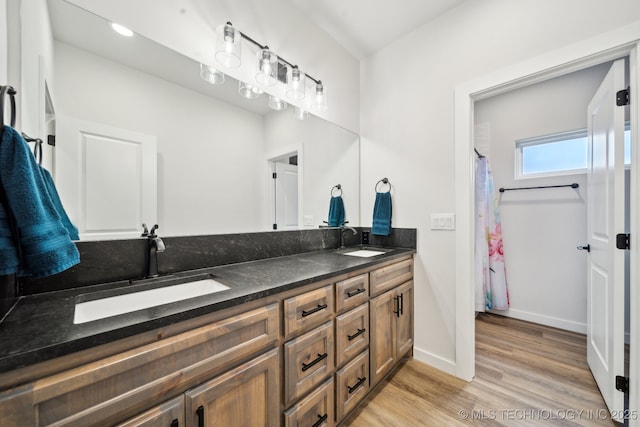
[73, 278, 230, 324]
[342, 249, 387, 257]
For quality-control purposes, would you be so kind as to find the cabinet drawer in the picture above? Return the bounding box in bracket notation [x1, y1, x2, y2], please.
[17, 304, 279, 427]
[115, 396, 184, 427]
[335, 274, 369, 313]
[284, 321, 335, 407]
[335, 349, 369, 422]
[284, 285, 334, 339]
[283, 377, 335, 427]
[335, 303, 369, 368]
[369, 258, 413, 296]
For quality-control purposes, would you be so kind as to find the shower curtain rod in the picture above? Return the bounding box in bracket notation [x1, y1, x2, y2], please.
[499, 183, 579, 193]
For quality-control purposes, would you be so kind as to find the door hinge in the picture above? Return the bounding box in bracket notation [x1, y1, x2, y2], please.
[272, 172, 277, 179]
[616, 233, 630, 250]
[616, 375, 629, 393]
[616, 87, 630, 106]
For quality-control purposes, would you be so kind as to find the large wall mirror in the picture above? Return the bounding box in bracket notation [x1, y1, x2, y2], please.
[45, 0, 360, 240]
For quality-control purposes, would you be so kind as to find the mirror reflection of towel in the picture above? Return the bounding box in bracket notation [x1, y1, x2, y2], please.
[328, 196, 345, 227]
[372, 192, 392, 236]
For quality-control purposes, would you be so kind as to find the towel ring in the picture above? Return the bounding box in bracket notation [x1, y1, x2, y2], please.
[375, 178, 391, 193]
[23, 133, 43, 165]
[0, 85, 17, 128]
[331, 184, 342, 197]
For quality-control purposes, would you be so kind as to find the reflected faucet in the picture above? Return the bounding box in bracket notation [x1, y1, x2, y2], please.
[340, 223, 357, 248]
[145, 224, 165, 278]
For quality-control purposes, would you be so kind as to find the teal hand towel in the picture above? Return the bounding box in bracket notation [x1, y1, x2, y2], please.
[0, 125, 80, 277]
[328, 196, 345, 227]
[40, 167, 79, 240]
[372, 192, 392, 236]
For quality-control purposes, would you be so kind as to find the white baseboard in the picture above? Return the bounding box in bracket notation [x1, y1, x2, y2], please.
[413, 346, 456, 376]
[488, 308, 587, 334]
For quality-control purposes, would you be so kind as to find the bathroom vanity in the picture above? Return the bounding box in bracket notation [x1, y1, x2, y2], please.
[0, 246, 414, 426]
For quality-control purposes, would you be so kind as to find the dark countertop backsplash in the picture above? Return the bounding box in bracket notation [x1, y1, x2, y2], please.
[19, 227, 416, 295]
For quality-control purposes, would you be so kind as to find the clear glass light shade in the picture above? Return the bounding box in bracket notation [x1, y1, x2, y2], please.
[293, 106, 308, 120]
[286, 65, 305, 100]
[215, 22, 241, 68]
[268, 96, 288, 111]
[255, 48, 278, 86]
[200, 63, 225, 85]
[238, 81, 263, 99]
[310, 81, 328, 112]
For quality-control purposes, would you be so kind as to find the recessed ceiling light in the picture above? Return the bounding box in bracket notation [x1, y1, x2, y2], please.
[110, 22, 134, 37]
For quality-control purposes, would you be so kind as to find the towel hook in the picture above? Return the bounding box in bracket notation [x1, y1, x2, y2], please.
[22, 133, 43, 165]
[375, 177, 391, 193]
[331, 184, 342, 197]
[0, 85, 17, 129]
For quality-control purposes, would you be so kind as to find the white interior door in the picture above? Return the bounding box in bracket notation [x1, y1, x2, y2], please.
[55, 116, 157, 240]
[274, 161, 298, 230]
[586, 58, 626, 421]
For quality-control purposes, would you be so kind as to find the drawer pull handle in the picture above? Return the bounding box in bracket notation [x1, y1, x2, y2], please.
[171, 419, 179, 427]
[302, 352, 328, 372]
[312, 413, 328, 427]
[347, 328, 366, 341]
[348, 376, 367, 394]
[196, 406, 204, 427]
[346, 288, 365, 298]
[301, 303, 328, 318]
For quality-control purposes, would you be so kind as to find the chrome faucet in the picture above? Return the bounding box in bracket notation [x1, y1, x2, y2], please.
[144, 224, 165, 278]
[340, 223, 357, 248]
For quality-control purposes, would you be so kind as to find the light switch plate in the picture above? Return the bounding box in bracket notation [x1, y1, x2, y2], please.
[303, 215, 314, 226]
[430, 213, 455, 230]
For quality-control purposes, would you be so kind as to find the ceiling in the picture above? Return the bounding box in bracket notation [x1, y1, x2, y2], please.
[285, 0, 467, 59]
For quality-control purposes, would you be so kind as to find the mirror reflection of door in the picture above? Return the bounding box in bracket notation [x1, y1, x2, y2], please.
[272, 154, 298, 230]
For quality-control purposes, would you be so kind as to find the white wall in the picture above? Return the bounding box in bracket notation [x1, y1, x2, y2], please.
[360, 0, 640, 372]
[0, 0, 7, 82]
[54, 42, 268, 236]
[264, 111, 360, 228]
[64, 0, 360, 134]
[19, 0, 55, 171]
[474, 63, 610, 333]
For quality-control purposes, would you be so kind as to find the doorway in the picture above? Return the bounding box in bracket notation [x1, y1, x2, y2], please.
[472, 59, 631, 420]
[454, 37, 640, 417]
[269, 152, 299, 230]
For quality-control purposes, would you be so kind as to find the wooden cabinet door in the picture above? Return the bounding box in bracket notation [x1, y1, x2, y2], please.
[184, 348, 280, 427]
[369, 290, 396, 387]
[116, 396, 184, 427]
[396, 281, 413, 358]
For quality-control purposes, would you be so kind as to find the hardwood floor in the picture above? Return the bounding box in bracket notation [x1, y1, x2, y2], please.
[342, 313, 616, 426]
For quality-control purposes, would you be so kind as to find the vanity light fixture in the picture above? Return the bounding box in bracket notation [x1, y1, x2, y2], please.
[268, 96, 288, 111]
[200, 63, 225, 85]
[293, 106, 308, 120]
[238, 80, 263, 99]
[256, 47, 278, 86]
[110, 22, 134, 37]
[214, 21, 326, 109]
[311, 81, 327, 111]
[215, 22, 242, 68]
[286, 65, 305, 100]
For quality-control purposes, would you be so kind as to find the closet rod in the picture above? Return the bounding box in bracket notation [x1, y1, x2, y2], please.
[499, 183, 579, 193]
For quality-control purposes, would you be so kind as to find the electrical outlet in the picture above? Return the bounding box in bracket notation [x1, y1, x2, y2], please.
[303, 215, 314, 226]
[362, 231, 370, 245]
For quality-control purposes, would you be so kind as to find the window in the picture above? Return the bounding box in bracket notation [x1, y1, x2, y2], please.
[516, 130, 587, 178]
[516, 126, 632, 179]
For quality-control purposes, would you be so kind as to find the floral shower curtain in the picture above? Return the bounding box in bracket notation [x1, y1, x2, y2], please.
[475, 157, 509, 311]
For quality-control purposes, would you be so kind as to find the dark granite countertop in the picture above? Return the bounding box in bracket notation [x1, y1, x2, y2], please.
[0, 246, 414, 376]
